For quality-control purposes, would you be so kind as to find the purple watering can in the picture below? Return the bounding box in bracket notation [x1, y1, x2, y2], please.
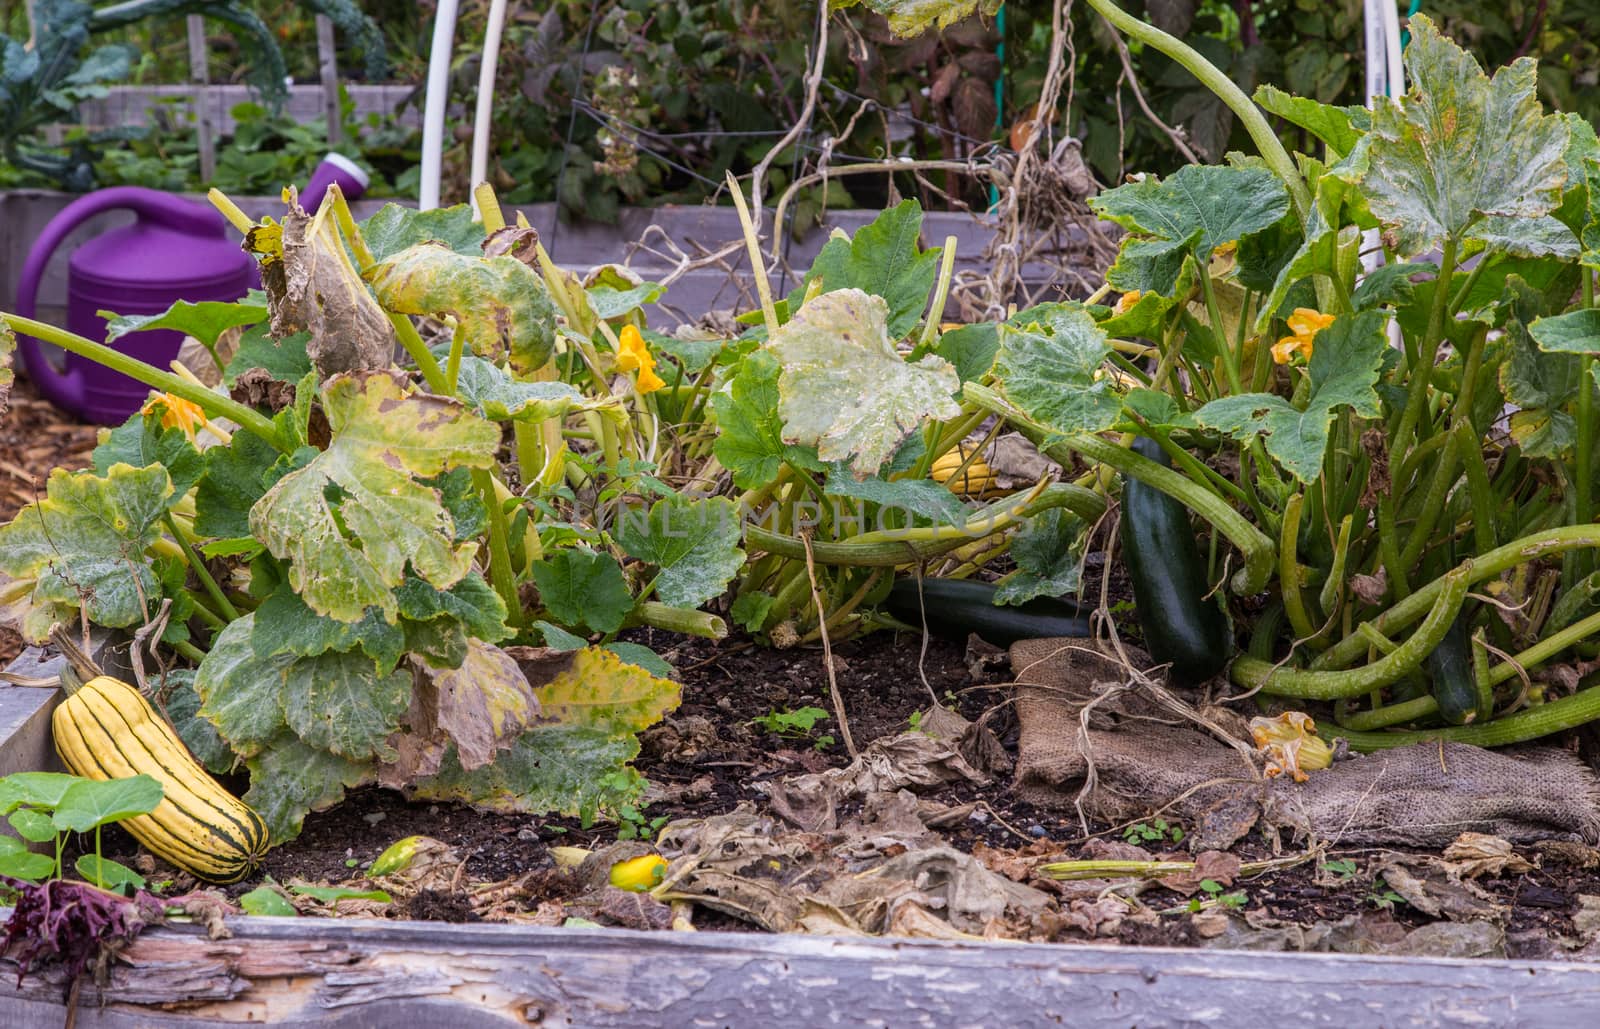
[14, 187, 254, 425]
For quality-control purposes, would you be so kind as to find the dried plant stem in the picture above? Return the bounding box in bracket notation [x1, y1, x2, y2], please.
[802, 531, 857, 758]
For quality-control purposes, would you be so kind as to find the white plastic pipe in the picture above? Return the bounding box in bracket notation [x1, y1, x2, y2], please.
[1361, 0, 1405, 354]
[469, 0, 510, 218]
[419, 0, 462, 211]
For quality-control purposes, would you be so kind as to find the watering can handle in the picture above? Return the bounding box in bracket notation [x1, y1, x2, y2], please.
[13, 188, 229, 410]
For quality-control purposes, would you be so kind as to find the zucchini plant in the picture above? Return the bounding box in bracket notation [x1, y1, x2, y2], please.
[946, 3, 1600, 750]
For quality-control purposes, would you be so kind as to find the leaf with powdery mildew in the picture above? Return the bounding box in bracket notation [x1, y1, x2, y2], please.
[244, 735, 375, 844]
[830, 0, 1001, 38]
[767, 289, 961, 479]
[1361, 15, 1569, 259]
[0, 463, 172, 641]
[616, 495, 745, 609]
[249, 374, 500, 624]
[379, 639, 541, 787]
[406, 646, 678, 821]
[365, 242, 557, 373]
[995, 304, 1122, 436]
[1196, 311, 1388, 483]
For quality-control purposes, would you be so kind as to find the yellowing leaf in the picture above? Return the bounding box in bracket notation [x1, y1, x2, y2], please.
[0, 463, 173, 640]
[249, 374, 500, 623]
[406, 646, 679, 821]
[767, 289, 960, 478]
[365, 242, 557, 373]
[533, 647, 681, 737]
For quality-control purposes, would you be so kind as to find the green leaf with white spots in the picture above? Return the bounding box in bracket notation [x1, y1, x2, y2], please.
[711, 350, 824, 490]
[0, 463, 173, 641]
[767, 289, 961, 479]
[249, 374, 500, 623]
[453, 355, 588, 422]
[616, 495, 744, 609]
[1501, 277, 1581, 457]
[360, 203, 485, 262]
[365, 242, 557, 372]
[92, 411, 204, 498]
[994, 304, 1121, 436]
[1196, 310, 1388, 483]
[280, 649, 413, 763]
[1361, 14, 1569, 259]
[993, 509, 1087, 605]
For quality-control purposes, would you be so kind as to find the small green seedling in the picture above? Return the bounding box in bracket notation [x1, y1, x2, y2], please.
[615, 802, 669, 841]
[1368, 878, 1407, 911]
[753, 706, 831, 746]
[1122, 818, 1184, 846]
[1323, 857, 1359, 881]
[1187, 878, 1248, 912]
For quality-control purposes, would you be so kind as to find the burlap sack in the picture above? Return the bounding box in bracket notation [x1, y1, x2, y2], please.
[1011, 637, 1600, 848]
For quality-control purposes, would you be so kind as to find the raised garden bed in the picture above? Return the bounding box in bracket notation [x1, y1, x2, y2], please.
[6, 7, 1600, 1021]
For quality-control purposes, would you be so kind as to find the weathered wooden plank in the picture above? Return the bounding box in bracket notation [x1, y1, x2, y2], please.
[2, 914, 1600, 1027]
[73, 84, 422, 135]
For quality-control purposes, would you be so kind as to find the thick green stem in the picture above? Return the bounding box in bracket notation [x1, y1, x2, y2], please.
[1337, 694, 1439, 731]
[1279, 493, 1318, 643]
[1083, 0, 1309, 221]
[965, 382, 1275, 594]
[628, 602, 727, 640]
[1331, 685, 1600, 751]
[163, 514, 239, 622]
[472, 468, 522, 627]
[1393, 237, 1458, 461]
[1230, 567, 1469, 699]
[1312, 526, 1600, 671]
[2, 314, 285, 451]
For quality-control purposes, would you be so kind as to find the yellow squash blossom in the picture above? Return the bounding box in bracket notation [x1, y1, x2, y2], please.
[1271, 308, 1335, 365]
[1250, 711, 1333, 783]
[616, 324, 665, 393]
[1113, 290, 1143, 315]
[140, 392, 208, 440]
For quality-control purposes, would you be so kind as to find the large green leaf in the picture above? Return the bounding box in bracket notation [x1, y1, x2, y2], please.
[994, 304, 1121, 435]
[360, 203, 485, 262]
[932, 322, 1000, 383]
[396, 573, 512, 648]
[92, 412, 204, 498]
[767, 289, 961, 479]
[194, 615, 291, 758]
[993, 509, 1087, 605]
[366, 244, 557, 373]
[711, 350, 824, 490]
[249, 374, 499, 623]
[162, 672, 236, 775]
[0, 463, 172, 640]
[243, 735, 375, 844]
[224, 324, 313, 387]
[1529, 309, 1600, 355]
[798, 200, 943, 339]
[1251, 85, 1368, 156]
[615, 495, 744, 609]
[1090, 164, 1290, 279]
[194, 430, 309, 541]
[530, 548, 634, 634]
[101, 299, 266, 350]
[280, 649, 412, 763]
[1196, 310, 1388, 483]
[1361, 14, 1569, 258]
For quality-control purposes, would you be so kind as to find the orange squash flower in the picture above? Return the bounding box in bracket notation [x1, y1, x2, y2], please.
[1271, 308, 1335, 365]
[616, 324, 665, 394]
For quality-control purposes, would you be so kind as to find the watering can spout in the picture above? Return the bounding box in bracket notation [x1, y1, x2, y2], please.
[12, 187, 254, 424]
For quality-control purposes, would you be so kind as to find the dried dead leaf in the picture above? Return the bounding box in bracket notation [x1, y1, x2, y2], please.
[1064, 897, 1128, 937]
[1441, 832, 1534, 879]
[1350, 571, 1388, 606]
[1164, 851, 1243, 897]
